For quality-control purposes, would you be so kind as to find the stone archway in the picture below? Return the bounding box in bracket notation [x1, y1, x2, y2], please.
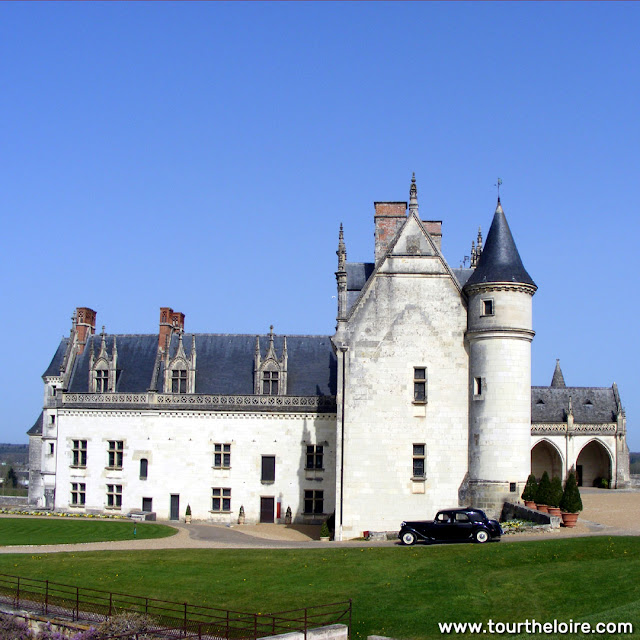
[576, 440, 612, 487]
[531, 440, 563, 480]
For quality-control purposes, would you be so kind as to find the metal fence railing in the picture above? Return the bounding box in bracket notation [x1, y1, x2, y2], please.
[0, 573, 351, 639]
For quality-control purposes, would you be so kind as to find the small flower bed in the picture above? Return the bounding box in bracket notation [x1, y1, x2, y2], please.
[501, 519, 543, 534]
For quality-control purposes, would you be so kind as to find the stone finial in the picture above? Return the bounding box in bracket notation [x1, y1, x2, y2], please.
[409, 173, 418, 218]
[476, 226, 483, 255]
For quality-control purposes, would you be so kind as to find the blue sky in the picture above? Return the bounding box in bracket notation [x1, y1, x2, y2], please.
[2, 2, 639, 449]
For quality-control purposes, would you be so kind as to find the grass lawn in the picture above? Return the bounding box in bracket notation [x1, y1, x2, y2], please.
[0, 537, 639, 638]
[0, 517, 177, 546]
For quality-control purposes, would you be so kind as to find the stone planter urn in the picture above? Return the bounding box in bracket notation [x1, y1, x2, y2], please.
[561, 512, 579, 528]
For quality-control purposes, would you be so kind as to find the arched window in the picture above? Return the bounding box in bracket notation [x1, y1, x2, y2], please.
[140, 458, 148, 480]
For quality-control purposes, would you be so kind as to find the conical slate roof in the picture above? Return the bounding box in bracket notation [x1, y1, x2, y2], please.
[465, 199, 535, 287]
[551, 359, 566, 388]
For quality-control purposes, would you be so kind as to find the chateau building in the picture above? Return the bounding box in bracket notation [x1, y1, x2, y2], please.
[28, 177, 630, 539]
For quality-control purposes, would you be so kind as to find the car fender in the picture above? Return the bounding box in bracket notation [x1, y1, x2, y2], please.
[400, 526, 433, 543]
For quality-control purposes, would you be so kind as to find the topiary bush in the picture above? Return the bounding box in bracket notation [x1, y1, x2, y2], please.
[549, 476, 563, 507]
[320, 520, 330, 539]
[536, 471, 552, 506]
[559, 471, 583, 513]
[521, 474, 538, 502]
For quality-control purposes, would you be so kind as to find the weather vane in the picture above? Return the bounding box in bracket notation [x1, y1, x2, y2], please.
[495, 177, 502, 198]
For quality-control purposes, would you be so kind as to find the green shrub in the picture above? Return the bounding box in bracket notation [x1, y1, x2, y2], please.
[559, 472, 583, 513]
[320, 520, 330, 539]
[521, 474, 538, 502]
[549, 476, 563, 507]
[536, 471, 552, 506]
[185, 504, 191, 516]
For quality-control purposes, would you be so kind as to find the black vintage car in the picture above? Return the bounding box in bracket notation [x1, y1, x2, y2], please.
[399, 508, 503, 545]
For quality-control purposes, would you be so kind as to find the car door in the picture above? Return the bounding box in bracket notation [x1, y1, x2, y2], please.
[433, 511, 455, 541]
[452, 511, 474, 540]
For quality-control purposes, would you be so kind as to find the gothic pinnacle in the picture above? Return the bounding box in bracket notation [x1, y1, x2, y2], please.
[409, 173, 418, 217]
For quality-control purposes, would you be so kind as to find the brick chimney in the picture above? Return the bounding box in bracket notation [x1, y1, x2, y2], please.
[75, 307, 96, 355]
[374, 202, 407, 263]
[159, 307, 185, 350]
[422, 220, 442, 251]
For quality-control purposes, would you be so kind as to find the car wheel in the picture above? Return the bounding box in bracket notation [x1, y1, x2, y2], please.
[401, 531, 417, 546]
[474, 529, 489, 544]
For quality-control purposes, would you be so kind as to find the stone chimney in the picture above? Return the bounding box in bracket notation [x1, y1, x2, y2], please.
[75, 307, 96, 355]
[159, 307, 185, 350]
[374, 202, 407, 263]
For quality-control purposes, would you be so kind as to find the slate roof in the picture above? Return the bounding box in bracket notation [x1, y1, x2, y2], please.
[551, 360, 566, 388]
[345, 262, 375, 315]
[452, 268, 474, 288]
[42, 338, 70, 378]
[531, 387, 619, 424]
[56, 333, 336, 396]
[27, 411, 43, 436]
[465, 200, 536, 288]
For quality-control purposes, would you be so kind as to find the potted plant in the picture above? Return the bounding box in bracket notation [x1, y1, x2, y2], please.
[238, 505, 245, 525]
[547, 476, 563, 517]
[284, 506, 292, 525]
[535, 471, 552, 513]
[320, 519, 331, 542]
[185, 504, 192, 524]
[559, 471, 582, 527]
[521, 474, 538, 509]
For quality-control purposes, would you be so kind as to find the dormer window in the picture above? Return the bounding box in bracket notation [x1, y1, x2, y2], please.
[96, 369, 109, 393]
[171, 369, 187, 394]
[262, 370, 279, 395]
[163, 332, 196, 394]
[89, 330, 117, 393]
[254, 326, 288, 396]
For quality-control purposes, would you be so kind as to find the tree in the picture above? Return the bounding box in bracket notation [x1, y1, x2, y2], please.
[559, 471, 583, 513]
[521, 474, 538, 502]
[549, 476, 563, 508]
[536, 471, 552, 506]
[5, 467, 18, 489]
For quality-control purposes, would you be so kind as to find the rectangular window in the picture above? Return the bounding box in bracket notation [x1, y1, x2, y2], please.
[142, 497, 153, 512]
[70, 482, 86, 506]
[474, 377, 483, 396]
[51, 386, 57, 397]
[306, 445, 324, 470]
[413, 367, 427, 403]
[482, 299, 494, 316]
[51, 415, 55, 425]
[413, 444, 426, 478]
[214, 444, 231, 468]
[108, 440, 124, 469]
[96, 369, 109, 392]
[72, 440, 87, 467]
[211, 487, 231, 512]
[48, 442, 55, 455]
[171, 369, 187, 393]
[106, 484, 122, 508]
[261, 455, 276, 483]
[304, 490, 324, 515]
[262, 370, 279, 395]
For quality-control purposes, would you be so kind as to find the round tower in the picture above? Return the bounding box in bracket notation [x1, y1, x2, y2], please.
[463, 198, 537, 518]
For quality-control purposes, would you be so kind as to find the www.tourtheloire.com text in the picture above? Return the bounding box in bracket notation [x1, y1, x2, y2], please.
[438, 619, 633, 635]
